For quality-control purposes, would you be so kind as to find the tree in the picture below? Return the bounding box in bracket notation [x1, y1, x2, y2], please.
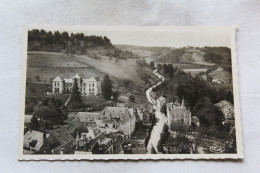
[167, 64, 174, 77]
[157, 124, 169, 152]
[150, 61, 155, 69]
[101, 74, 113, 100]
[112, 91, 119, 102]
[25, 104, 34, 114]
[61, 31, 69, 42]
[160, 104, 167, 115]
[129, 95, 135, 102]
[54, 31, 62, 44]
[70, 78, 83, 108]
[28, 115, 39, 131]
[163, 64, 169, 74]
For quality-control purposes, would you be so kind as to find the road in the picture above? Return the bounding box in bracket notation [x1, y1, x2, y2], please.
[146, 69, 167, 153]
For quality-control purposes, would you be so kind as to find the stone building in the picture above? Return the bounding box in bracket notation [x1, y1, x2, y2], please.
[96, 107, 136, 137]
[156, 96, 166, 108]
[167, 99, 191, 130]
[215, 100, 234, 125]
[52, 74, 101, 96]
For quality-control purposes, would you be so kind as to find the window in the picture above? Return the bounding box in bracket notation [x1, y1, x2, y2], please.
[113, 124, 115, 128]
[92, 89, 94, 92]
[89, 84, 91, 87]
[92, 83, 94, 87]
[89, 89, 91, 92]
[105, 124, 108, 127]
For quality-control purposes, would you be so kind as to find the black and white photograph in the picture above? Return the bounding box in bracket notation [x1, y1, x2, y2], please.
[18, 26, 242, 160]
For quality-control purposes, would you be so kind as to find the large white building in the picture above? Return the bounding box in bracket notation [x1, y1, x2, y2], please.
[52, 74, 101, 96]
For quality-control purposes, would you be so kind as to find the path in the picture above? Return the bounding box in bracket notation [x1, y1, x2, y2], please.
[146, 69, 167, 153]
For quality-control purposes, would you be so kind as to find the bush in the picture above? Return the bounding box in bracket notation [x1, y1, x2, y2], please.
[25, 104, 34, 114]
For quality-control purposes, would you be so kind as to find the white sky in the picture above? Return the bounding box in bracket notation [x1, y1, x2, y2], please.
[34, 26, 233, 48]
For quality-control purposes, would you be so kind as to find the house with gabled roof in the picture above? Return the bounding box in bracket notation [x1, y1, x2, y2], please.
[52, 73, 101, 96]
[156, 96, 166, 108]
[72, 112, 99, 130]
[215, 100, 234, 125]
[96, 107, 136, 137]
[48, 126, 76, 146]
[23, 130, 58, 154]
[166, 98, 191, 130]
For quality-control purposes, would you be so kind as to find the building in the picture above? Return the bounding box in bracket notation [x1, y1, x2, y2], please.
[72, 112, 99, 130]
[75, 127, 102, 149]
[51, 141, 75, 154]
[156, 96, 166, 108]
[48, 127, 76, 146]
[23, 130, 58, 153]
[96, 107, 136, 137]
[166, 99, 191, 130]
[75, 131, 114, 154]
[52, 74, 101, 96]
[215, 100, 234, 125]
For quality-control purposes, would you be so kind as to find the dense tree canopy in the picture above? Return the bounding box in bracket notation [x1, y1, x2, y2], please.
[28, 115, 40, 131]
[28, 29, 113, 53]
[101, 74, 113, 100]
[70, 79, 83, 108]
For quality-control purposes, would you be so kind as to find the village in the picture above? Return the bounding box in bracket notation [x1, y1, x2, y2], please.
[23, 66, 235, 155]
[23, 29, 237, 155]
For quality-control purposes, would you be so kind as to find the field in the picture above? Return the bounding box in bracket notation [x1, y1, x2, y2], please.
[27, 51, 90, 67]
[26, 66, 104, 84]
[26, 83, 51, 96]
[81, 96, 109, 106]
[75, 54, 144, 84]
[27, 51, 144, 85]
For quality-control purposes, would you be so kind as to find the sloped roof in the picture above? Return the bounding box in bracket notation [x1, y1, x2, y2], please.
[169, 107, 191, 118]
[64, 78, 73, 83]
[82, 77, 97, 83]
[88, 132, 108, 149]
[52, 76, 63, 82]
[99, 107, 131, 121]
[157, 96, 166, 102]
[53, 74, 100, 83]
[81, 128, 101, 140]
[74, 112, 99, 123]
[215, 100, 234, 119]
[48, 127, 76, 145]
[24, 115, 32, 124]
[215, 100, 233, 108]
[51, 141, 75, 154]
[67, 119, 85, 134]
[72, 74, 80, 79]
[24, 130, 50, 151]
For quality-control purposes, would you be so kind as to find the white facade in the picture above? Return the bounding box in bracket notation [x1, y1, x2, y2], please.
[52, 74, 101, 96]
[156, 96, 166, 108]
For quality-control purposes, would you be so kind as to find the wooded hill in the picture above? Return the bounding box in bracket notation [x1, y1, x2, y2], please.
[28, 29, 138, 59]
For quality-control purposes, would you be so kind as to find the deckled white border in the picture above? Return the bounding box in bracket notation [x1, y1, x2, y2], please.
[18, 26, 243, 160]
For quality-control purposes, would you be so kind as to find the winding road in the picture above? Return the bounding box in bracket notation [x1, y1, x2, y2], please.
[146, 70, 167, 154]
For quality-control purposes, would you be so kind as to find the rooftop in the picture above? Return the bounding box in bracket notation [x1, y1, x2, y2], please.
[24, 130, 50, 151]
[98, 107, 133, 121]
[157, 96, 166, 102]
[48, 127, 76, 145]
[74, 112, 99, 123]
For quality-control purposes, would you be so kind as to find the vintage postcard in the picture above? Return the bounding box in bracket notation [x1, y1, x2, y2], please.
[18, 26, 243, 160]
